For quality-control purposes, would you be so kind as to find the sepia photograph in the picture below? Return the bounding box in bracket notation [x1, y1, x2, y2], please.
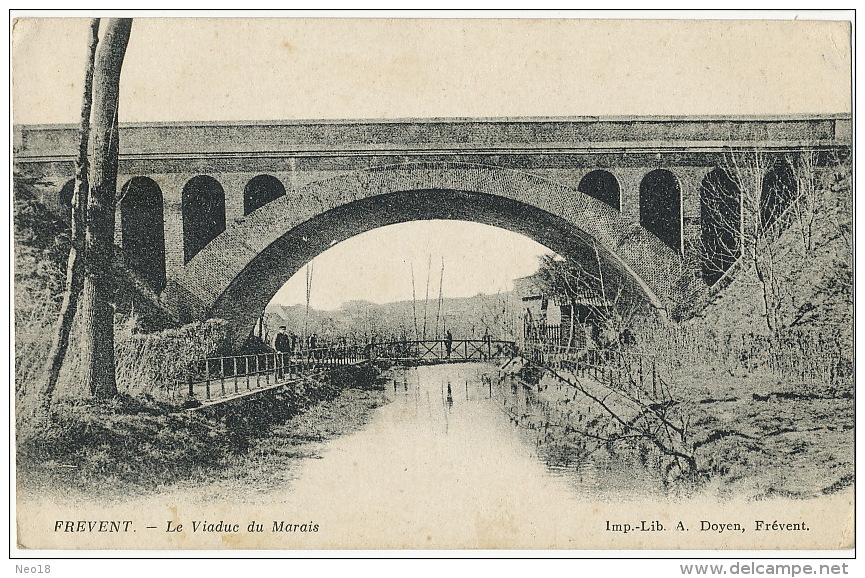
[9, 12, 854, 555]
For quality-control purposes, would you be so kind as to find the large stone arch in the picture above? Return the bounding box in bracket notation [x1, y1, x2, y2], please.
[163, 163, 697, 338]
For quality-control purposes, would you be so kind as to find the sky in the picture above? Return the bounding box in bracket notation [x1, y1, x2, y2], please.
[271, 220, 551, 310]
[10, 14, 852, 310]
[11, 16, 851, 124]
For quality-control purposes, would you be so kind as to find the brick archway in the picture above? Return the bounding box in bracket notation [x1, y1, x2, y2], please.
[163, 162, 697, 338]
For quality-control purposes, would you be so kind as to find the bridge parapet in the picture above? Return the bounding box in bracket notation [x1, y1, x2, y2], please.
[14, 115, 850, 163]
[12, 115, 851, 337]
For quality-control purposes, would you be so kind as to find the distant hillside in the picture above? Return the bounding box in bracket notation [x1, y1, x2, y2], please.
[263, 292, 524, 347]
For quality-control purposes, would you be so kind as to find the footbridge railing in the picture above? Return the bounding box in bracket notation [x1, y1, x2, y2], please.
[173, 345, 366, 404]
[369, 339, 517, 363]
[172, 339, 519, 405]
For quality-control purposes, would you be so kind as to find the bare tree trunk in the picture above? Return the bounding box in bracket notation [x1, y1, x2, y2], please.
[38, 19, 100, 407]
[726, 149, 782, 336]
[79, 18, 132, 400]
[752, 247, 777, 334]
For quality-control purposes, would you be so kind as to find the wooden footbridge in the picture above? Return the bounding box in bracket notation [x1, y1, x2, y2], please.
[174, 339, 516, 408]
[368, 339, 517, 363]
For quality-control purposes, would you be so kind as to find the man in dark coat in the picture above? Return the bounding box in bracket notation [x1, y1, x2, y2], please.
[274, 326, 290, 380]
[275, 326, 290, 353]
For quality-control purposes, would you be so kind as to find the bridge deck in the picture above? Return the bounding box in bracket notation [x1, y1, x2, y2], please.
[175, 340, 516, 408]
[370, 339, 516, 363]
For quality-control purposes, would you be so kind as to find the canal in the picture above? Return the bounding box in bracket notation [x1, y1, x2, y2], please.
[18, 361, 852, 550]
[243, 362, 663, 548]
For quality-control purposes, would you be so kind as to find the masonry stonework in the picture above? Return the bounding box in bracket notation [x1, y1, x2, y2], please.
[13, 115, 851, 339]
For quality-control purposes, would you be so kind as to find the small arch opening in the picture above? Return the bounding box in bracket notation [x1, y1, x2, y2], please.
[182, 175, 226, 263]
[761, 163, 796, 231]
[700, 168, 741, 285]
[58, 178, 75, 221]
[578, 170, 620, 210]
[639, 169, 681, 253]
[119, 177, 166, 291]
[244, 174, 286, 215]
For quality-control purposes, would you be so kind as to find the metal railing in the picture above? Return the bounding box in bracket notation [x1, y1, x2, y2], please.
[522, 341, 666, 398]
[523, 324, 850, 395]
[368, 339, 517, 362]
[174, 345, 365, 403]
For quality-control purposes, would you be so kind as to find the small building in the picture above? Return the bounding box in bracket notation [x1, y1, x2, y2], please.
[513, 273, 612, 349]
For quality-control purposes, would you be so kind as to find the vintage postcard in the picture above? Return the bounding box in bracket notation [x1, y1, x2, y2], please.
[10, 14, 854, 554]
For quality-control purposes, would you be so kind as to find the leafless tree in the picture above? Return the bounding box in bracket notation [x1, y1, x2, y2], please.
[532, 244, 645, 349]
[699, 143, 852, 366]
[38, 20, 100, 408]
[38, 19, 133, 406]
[80, 18, 132, 399]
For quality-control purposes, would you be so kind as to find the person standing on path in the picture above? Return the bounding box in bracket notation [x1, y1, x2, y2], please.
[275, 326, 290, 379]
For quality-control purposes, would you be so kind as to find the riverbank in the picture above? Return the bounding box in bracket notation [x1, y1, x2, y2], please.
[16, 365, 388, 501]
[511, 362, 854, 501]
[176, 386, 391, 500]
[679, 366, 854, 500]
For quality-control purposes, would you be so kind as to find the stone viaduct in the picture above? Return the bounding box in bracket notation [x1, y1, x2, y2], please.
[13, 114, 851, 339]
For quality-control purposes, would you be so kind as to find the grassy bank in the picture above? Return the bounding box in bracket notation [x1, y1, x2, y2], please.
[16, 365, 388, 499]
[681, 366, 854, 500]
[511, 362, 853, 501]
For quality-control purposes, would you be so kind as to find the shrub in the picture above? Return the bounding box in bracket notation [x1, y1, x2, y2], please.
[114, 318, 231, 398]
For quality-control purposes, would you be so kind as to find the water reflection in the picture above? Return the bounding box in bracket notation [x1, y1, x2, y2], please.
[382, 362, 664, 500]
